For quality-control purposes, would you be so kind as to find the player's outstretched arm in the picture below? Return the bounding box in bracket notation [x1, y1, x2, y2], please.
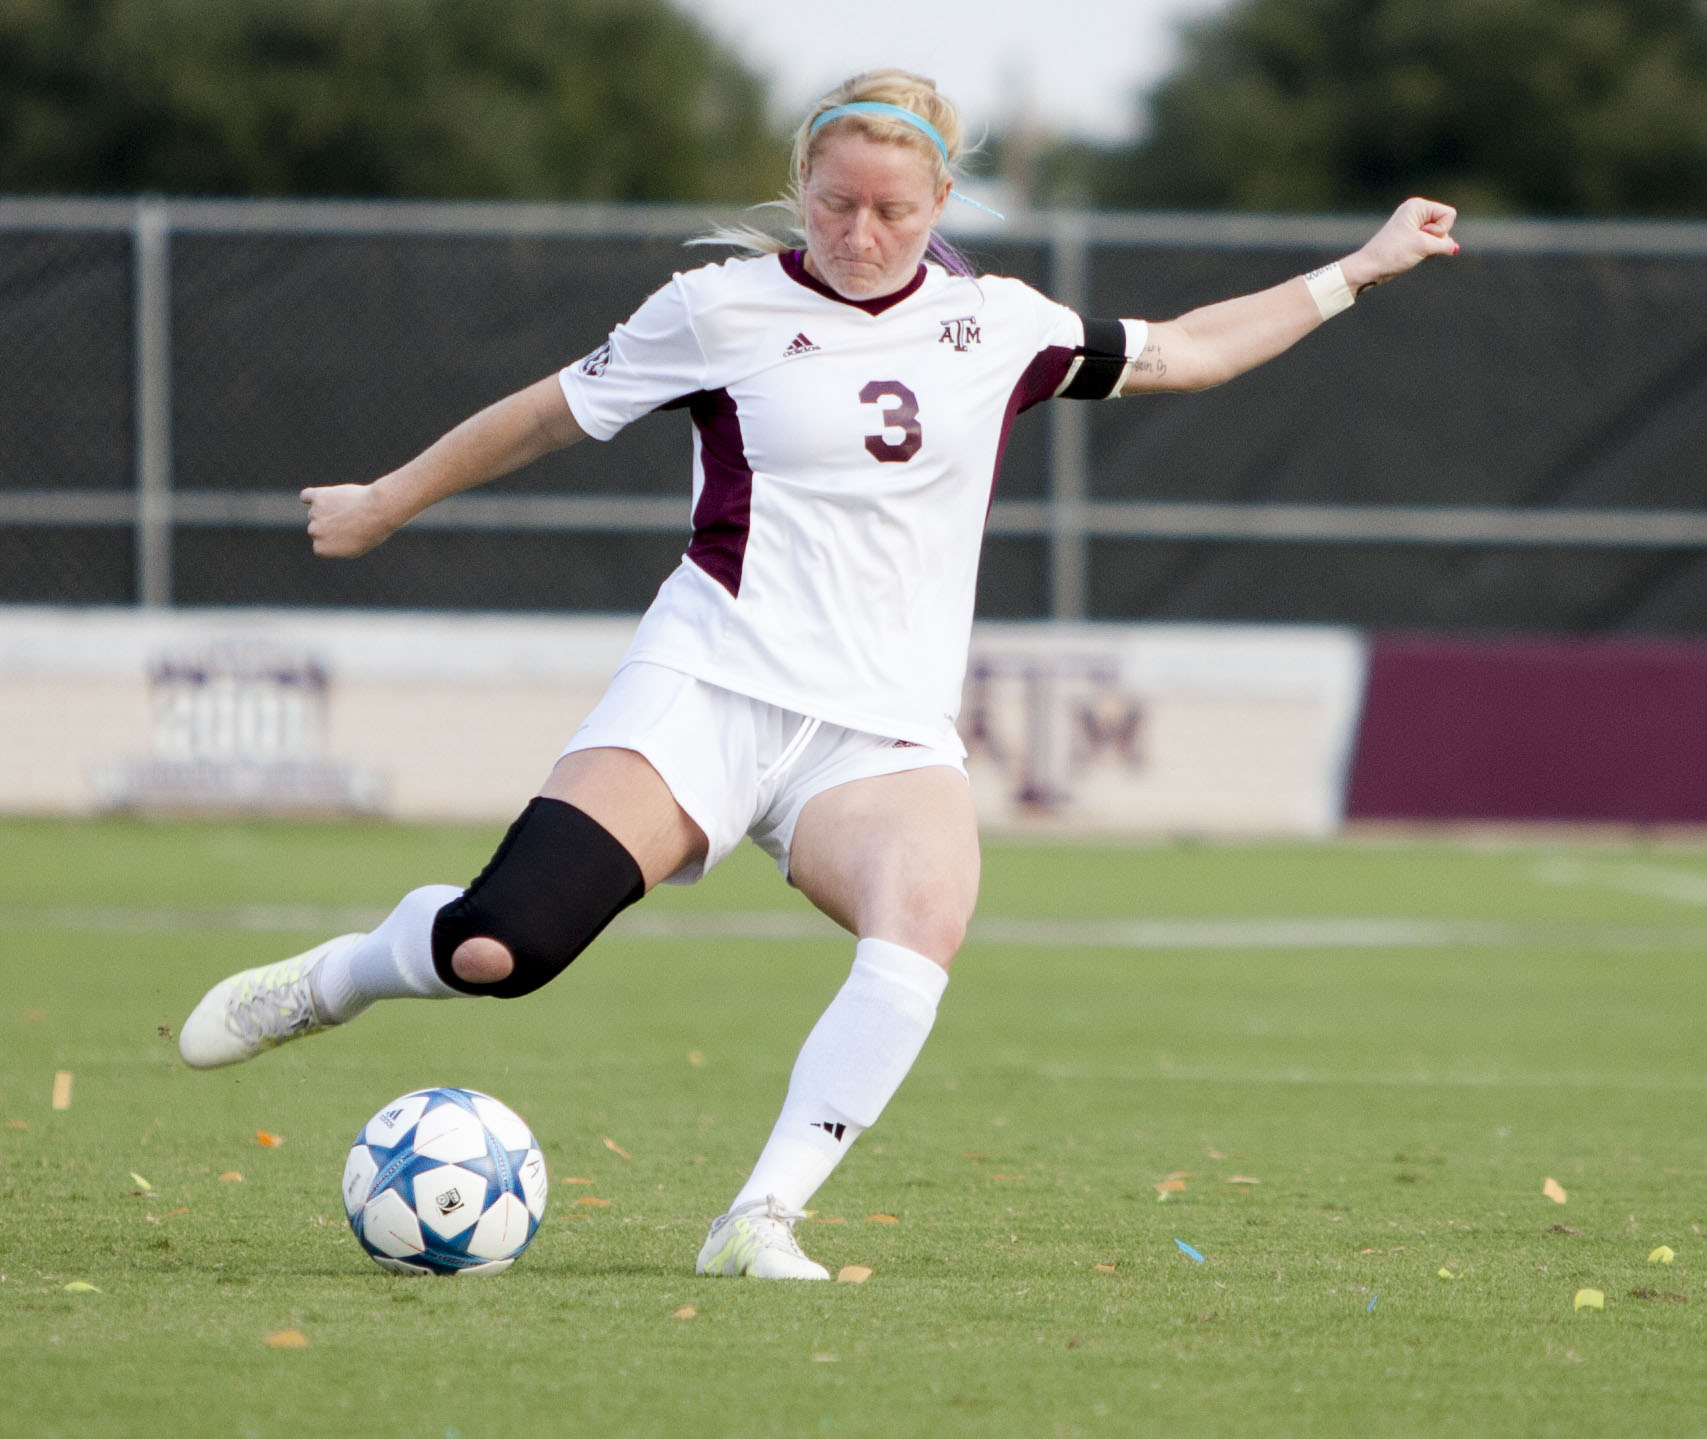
[301, 375, 585, 558]
[1120, 197, 1458, 396]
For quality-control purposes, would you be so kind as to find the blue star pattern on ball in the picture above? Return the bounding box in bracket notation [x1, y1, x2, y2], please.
[341, 1087, 548, 1276]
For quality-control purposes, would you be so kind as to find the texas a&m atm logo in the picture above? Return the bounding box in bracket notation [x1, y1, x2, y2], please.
[938, 316, 981, 351]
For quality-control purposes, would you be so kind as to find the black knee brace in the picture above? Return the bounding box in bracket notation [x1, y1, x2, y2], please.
[431, 797, 644, 999]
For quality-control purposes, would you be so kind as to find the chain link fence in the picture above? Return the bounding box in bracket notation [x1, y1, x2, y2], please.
[0, 226, 135, 601]
[4, 198, 1706, 630]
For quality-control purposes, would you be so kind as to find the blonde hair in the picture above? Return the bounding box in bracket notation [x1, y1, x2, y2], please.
[693, 70, 969, 263]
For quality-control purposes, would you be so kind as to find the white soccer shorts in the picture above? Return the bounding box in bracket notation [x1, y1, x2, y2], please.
[561, 661, 967, 884]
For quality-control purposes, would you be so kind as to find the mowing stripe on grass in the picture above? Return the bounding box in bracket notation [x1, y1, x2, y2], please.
[8, 904, 1707, 950]
[1532, 856, 1707, 906]
[963, 915, 1705, 949]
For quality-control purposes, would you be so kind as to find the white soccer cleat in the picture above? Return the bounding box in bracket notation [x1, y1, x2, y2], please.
[695, 1196, 830, 1280]
[178, 934, 358, 1070]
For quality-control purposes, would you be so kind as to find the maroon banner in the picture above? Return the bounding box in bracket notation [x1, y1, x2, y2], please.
[1346, 636, 1707, 824]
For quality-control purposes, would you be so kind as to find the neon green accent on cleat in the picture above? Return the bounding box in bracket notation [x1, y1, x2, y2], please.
[178, 935, 357, 1070]
[694, 1196, 829, 1280]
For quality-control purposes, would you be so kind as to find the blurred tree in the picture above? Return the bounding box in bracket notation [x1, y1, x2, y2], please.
[1034, 0, 1707, 215]
[0, 0, 786, 200]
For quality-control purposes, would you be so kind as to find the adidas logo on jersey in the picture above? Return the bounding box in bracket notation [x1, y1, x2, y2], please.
[783, 332, 820, 358]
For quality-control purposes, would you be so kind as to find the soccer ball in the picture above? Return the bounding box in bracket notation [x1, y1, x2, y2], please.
[341, 1087, 548, 1276]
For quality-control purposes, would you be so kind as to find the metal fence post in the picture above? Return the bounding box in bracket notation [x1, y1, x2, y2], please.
[1047, 213, 1090, 621]
[133, 197, 173, 608]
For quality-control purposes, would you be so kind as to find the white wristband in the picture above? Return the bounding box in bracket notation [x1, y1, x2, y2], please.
[1303, 261, 1355, 320]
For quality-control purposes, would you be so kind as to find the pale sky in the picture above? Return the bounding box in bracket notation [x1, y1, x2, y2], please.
[677, 0, 1234, 144]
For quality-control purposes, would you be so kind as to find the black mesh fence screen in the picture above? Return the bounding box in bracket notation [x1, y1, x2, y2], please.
[0, 232, 132, 491]
[1084, 242, 1707, 629]
[0, 230, 135, 599]
[3, 206, 1705, 630]
[1085, 245, 1707, 508]
[172, 526, 688, 612]
[0, 528, 135, 603]
[170, 231, 691, 496]
[1086, 539, 1707, 632]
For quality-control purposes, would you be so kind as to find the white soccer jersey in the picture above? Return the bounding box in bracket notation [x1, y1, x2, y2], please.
[559, 250, 1144, 750]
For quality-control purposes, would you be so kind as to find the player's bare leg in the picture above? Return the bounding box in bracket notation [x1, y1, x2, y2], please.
[787, 765, 980, 968]
[697, 766, 979, 1279]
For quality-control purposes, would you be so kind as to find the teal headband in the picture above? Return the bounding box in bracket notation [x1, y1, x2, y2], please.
[806, 99, 1005, 220]
[809, 102, 949, 163]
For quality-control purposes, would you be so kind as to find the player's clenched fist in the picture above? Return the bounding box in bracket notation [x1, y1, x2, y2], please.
[300, 482, 400, 558]
[1341, 198, 1459, 293]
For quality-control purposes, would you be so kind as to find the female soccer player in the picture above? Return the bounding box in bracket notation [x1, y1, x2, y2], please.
[180, 69, 1458, 1279]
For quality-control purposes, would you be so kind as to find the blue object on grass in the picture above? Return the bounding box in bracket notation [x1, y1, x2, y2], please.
[1174, 1238, 1206, 1263]
[1367, 1293, 1379, 1311]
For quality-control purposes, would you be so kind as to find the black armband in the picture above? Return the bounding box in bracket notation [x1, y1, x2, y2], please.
[1059, 317, 1132, 400]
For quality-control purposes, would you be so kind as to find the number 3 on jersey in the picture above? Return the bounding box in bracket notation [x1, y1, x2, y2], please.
[860, 380, 922, 463]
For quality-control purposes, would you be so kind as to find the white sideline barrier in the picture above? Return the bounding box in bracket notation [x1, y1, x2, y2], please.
[966, 623, 1367, 837]
[0, 608, 1366, 835]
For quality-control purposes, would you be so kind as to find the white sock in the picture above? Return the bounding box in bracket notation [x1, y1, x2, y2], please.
[730, 938, 949, 1214]
[311, 884, 464, 1022]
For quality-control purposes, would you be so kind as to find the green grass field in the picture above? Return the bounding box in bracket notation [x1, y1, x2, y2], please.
[3, 816, 1705, 1437]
